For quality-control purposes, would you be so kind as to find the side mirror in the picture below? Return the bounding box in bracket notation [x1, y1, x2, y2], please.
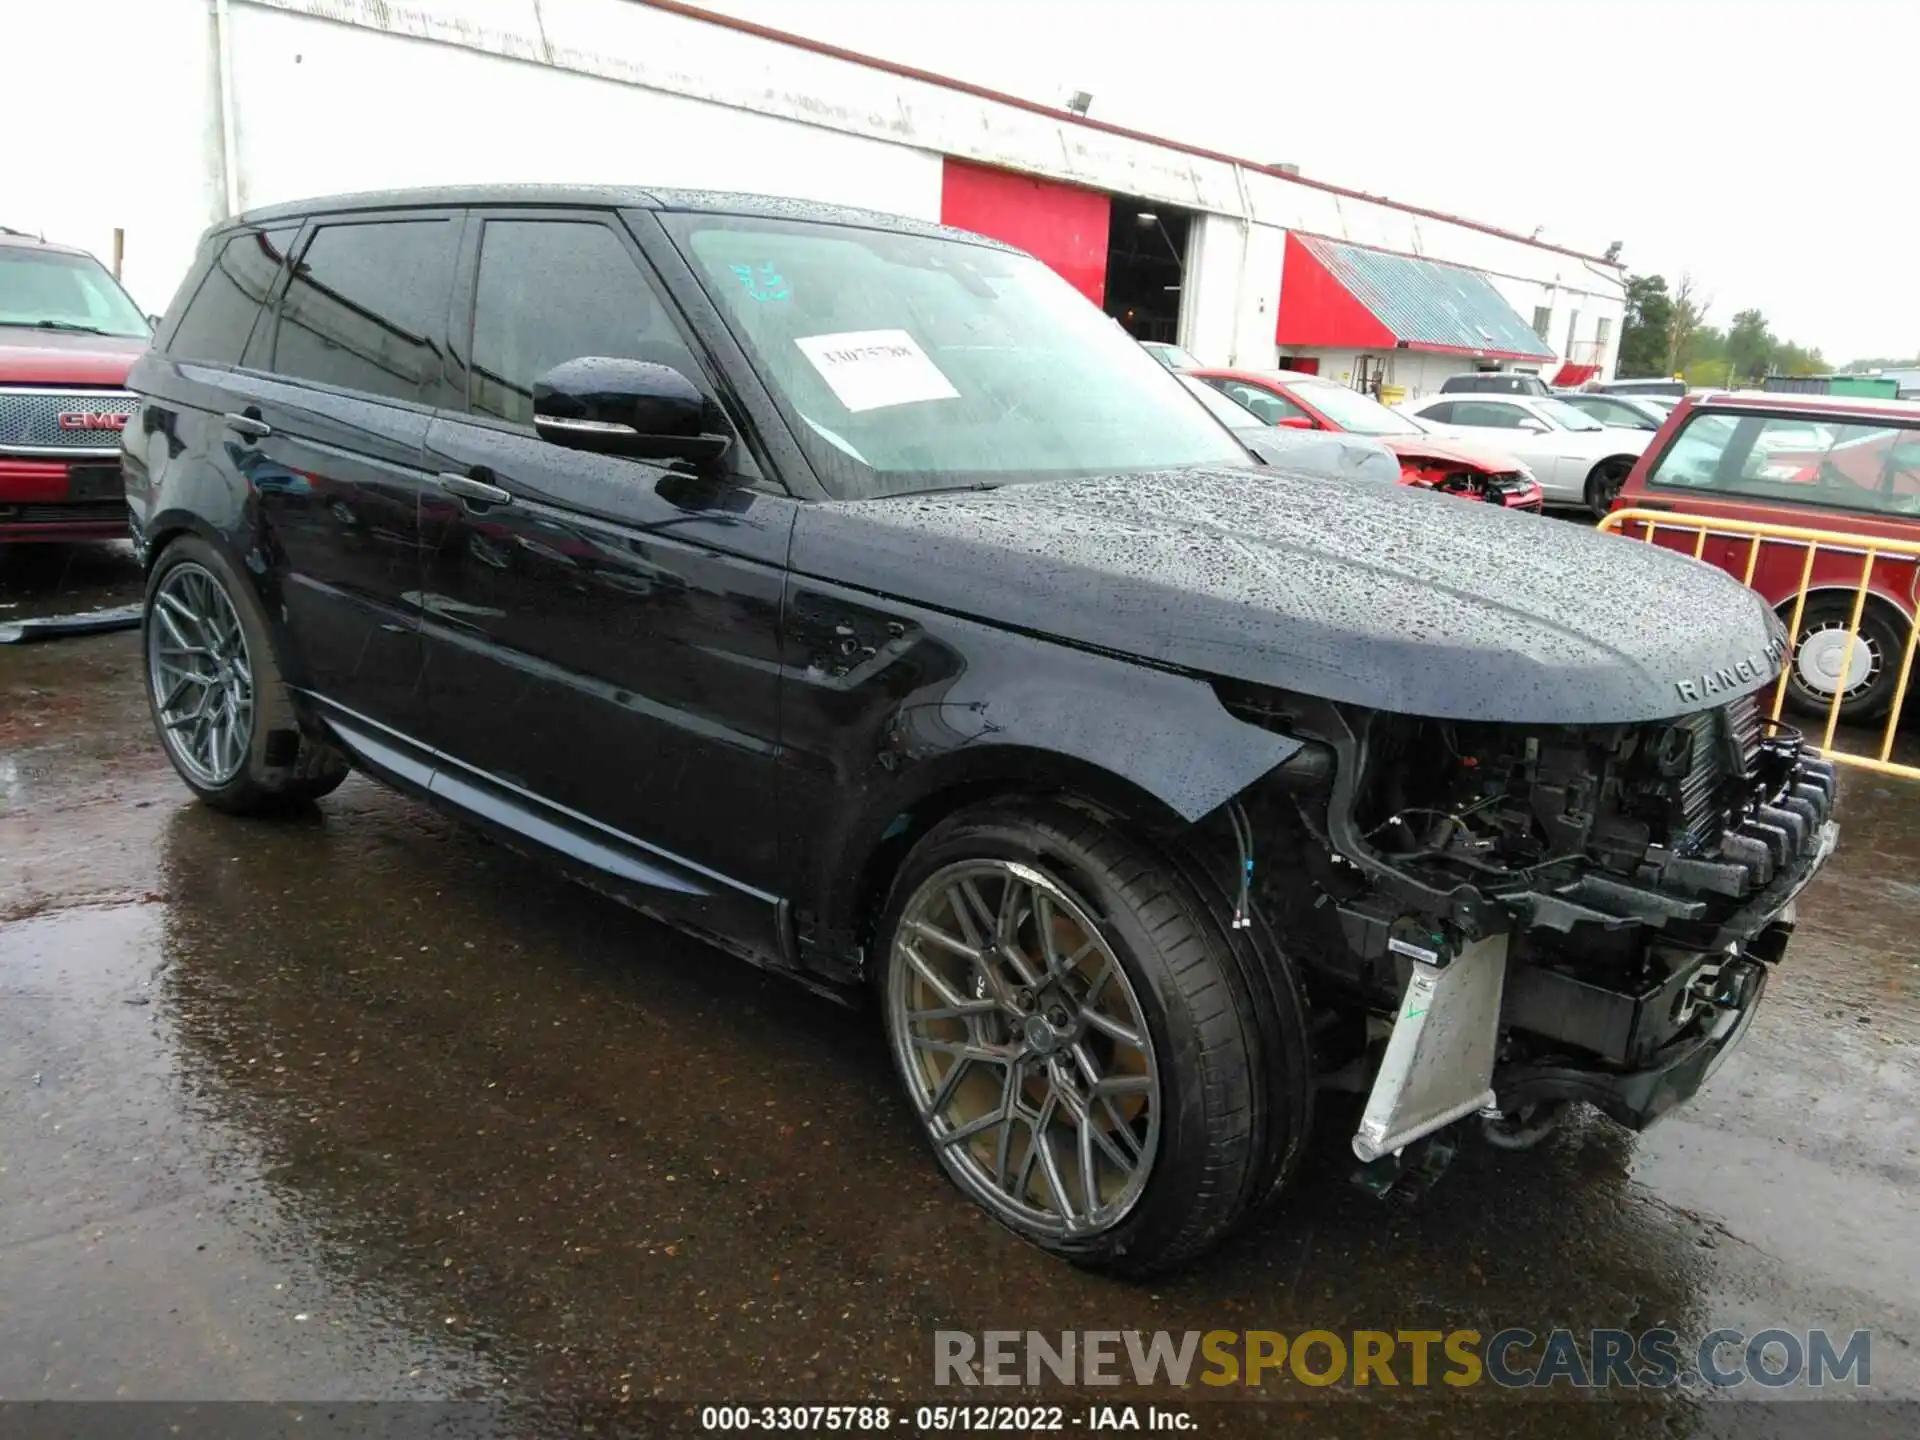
[1275, 415, 1316, 431]
[1518, 418, 1551, 434]
[145, 313, 163, 329]
[532, 357, 731, 464]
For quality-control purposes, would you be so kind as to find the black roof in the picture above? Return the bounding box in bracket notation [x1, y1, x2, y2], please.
[236, 185, 1012, 250]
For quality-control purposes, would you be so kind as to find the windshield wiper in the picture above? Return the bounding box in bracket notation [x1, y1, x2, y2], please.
[882, 481, 1003, 499]
[24, 320, 113, 335]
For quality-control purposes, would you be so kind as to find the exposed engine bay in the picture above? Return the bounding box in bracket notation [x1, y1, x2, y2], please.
[1399, 461, 1543, 512]
[1227, 685, 1838, 1174]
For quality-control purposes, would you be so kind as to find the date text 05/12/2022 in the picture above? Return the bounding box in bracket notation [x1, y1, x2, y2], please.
[698, 1405, 1193, 1431]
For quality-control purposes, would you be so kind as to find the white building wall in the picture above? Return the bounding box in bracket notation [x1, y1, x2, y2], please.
[28, 0, 1624, 372]
[226, 3, 945, 220]
[1178, 214, 1285, 368]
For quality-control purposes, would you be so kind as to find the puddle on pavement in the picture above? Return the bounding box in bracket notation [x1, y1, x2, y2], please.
[0, 543, 143, 625]
[0, 899, 509, 1401]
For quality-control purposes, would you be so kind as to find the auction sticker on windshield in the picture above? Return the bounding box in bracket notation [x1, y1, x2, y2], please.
[795, 329, 960, 413]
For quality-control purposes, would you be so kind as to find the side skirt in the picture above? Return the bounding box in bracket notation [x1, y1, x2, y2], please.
[300, 691, 815, 989]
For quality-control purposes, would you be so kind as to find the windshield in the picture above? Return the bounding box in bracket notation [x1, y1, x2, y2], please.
[1178, 374, 1259, 431]
[1533, 396, 1604, 431]
[0, 247, 150, 338]
[665, 215, 1246, 499]
[1287, 379, 1414, 436]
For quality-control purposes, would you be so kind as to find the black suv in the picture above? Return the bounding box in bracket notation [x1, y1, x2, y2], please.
[125, 188, 1837, 1276]
[1438, 371, 1551, 396]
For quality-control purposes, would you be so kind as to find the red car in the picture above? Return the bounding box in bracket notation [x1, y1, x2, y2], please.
[1188, 367, 1544, 511]
[1613, 389, 1920, 722]
[0, 229, 150, 544]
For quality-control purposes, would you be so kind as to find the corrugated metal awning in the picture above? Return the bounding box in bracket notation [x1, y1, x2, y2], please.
[1277, 233, 1556, 362]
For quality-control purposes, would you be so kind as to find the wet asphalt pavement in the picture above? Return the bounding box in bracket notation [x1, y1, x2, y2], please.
[3, 543, 1918, 1437]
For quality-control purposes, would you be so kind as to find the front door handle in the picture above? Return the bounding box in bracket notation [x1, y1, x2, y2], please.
[435, 473, 513, 508]
[224, 413, 271, 439]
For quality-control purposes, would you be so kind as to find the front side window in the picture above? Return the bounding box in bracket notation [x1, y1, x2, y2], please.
[1566, 395, 1647, 429]
[273, 218, 455, 404]
[168, 227, 296, 365]
[1286, 380, 1412, 436]
[1451, 401, 1527, 429]
[664, 214, 1246, 499]
[1210, 379, 1308, 426]
[1142, 341, 1201, 370]
[469, 219, 703, 427]
[0, 246, 150, 338]
[1650, 411, 1920, 516]
[1532, 396, 1604, 431]
[1178, 375, 1259, 432]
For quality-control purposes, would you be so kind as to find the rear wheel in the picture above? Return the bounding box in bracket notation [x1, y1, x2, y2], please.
[1782, 597, 1906, 724]
[878, 800, 1285, 1276]
[1584, 456, 1635, 517]
[144, 535, 349, 813]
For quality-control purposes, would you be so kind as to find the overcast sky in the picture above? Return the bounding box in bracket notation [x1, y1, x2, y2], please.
[702, 0, 1914, 364]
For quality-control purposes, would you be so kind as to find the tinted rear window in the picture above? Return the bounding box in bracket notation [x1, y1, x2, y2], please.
[167, 228, 296, 365]
[272, 218, 455, 404]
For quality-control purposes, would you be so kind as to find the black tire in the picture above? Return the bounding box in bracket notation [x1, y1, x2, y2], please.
[877, 799, 1290, 1277]
[143, 534, 349, 814]
[1149, 832, 1315, 1216]
[1584, 456, 1634, 518]
[1782, 596, 1906, 724]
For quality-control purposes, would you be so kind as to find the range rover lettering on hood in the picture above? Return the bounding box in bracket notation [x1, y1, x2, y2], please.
[1677, 637, 1790, 703]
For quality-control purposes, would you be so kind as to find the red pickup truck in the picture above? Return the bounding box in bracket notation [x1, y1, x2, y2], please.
[0, 228, 150, 544]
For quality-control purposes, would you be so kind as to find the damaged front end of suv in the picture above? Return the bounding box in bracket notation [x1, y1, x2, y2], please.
[810, 466, 1843, 1244]
[1220, 662, 1837, 1175]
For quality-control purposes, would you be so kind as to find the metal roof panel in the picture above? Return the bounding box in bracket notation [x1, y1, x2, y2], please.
[1298, 234, 1556, 361]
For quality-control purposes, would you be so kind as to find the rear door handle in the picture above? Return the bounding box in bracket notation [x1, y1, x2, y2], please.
[224, 413, 271, 439]
[435, 473, 513, 507]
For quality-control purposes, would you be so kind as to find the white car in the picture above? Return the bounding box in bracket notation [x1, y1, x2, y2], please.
[1397, 393, 1651, 515]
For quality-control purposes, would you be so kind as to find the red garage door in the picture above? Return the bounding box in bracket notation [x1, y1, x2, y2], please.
[939, 159, 1109, 305]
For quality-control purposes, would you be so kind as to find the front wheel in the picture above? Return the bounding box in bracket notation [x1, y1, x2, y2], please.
[1782, 597, 1906, 724]
[877, 800, 1280, 1277]
[144, 535, 349, 813]
[1584, 457, 1634, 518]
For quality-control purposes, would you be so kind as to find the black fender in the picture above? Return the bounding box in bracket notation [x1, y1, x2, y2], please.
[776, 578, 1302, 980]
[124, 349, 318, 702]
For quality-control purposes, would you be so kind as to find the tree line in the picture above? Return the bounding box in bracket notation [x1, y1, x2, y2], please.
[1616, 274, 1827, 384]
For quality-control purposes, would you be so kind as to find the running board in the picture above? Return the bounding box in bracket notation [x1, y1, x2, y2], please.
[1352, 932, 1508, 1162]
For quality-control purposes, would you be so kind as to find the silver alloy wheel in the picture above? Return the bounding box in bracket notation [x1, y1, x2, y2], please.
[889, 858, 1160, 1239]
[147, 561, 256, 788]
[1795, 619, 1880, 700]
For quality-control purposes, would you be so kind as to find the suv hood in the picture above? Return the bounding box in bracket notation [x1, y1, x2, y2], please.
[791, 466, 1783, 724]
[0, 325, 148, 385]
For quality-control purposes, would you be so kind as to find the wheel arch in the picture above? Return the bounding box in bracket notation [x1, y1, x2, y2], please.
[138, 506, 227, 574]
[141, 508, 323, 716]
[1587, 452, 1641, 482]
[1777, 584, 1914, 628]
[804, 742, 1263, 986]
